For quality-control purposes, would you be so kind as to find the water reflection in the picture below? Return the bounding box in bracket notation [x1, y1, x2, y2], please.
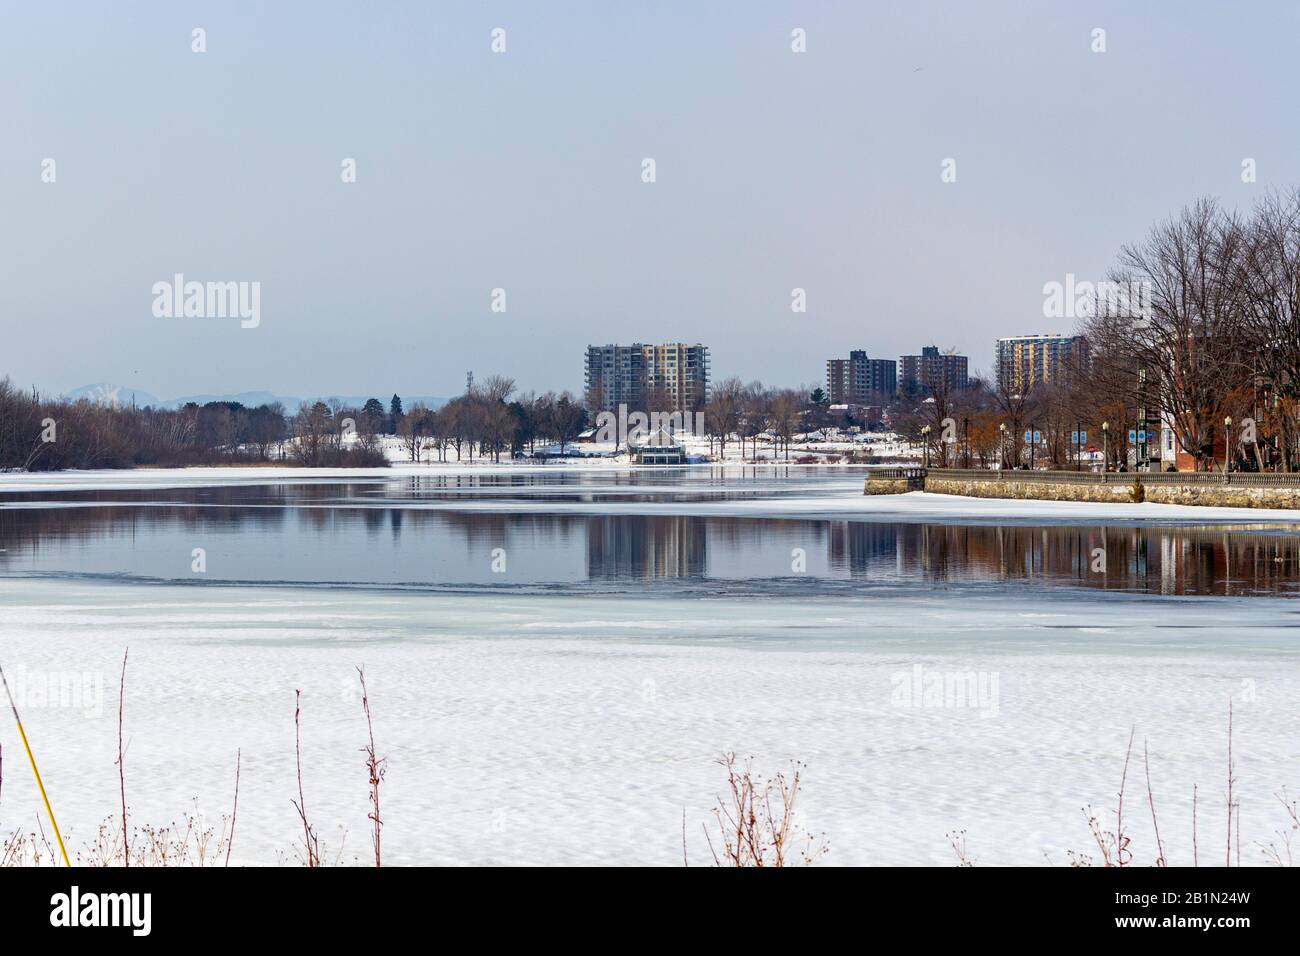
[2, 486, 1299, 596]
[829, 522, 1300, 596]
[587, 516, 708, 579]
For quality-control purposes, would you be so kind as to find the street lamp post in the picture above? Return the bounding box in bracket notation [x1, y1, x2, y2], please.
[1224, 416, 1233, 473]
[963, 416, 970, 469]
[1102, 421, 1109, 472]
[1029, 423, 1037, 471]
[921, 425, 931, 468]
[998, 422, 1007, 470]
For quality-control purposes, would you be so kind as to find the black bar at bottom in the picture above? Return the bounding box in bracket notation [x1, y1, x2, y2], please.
[0, 865, 1281, 941]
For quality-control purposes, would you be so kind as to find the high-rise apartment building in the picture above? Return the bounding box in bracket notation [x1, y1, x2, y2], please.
[899, 346, 969, 395]
[584, 343, 710, 412]
[642, 343, 710, 411]
[994, 333, 1089, 395]
[826, 349, 896, 404]
[584, 344, 646, 412]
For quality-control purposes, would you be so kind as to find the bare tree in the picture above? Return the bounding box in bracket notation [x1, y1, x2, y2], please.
[704, 377, 743, 458]
[1238, 189, 1300, 470]
[1090, 199, 1252, 471]
[767, 389, 802, 460]
[739, 382, 768, 460]
[399, 401, 430, 462]
[992, 380, 1038, 469]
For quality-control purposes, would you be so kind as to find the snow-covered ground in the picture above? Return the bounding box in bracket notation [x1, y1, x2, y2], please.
[374, 430, 918, 464]
[0, 579, 1294, 866]
[3, 466, 1300, 525]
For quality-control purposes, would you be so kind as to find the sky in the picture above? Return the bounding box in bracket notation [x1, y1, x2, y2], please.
[3, 0, 1299, 401]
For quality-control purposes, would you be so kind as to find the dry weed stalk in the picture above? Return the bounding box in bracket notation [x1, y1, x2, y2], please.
[1143, 738, 1166, 866]
[225, 749, 240, 867]
[1065, 704, 1263, 868]
[357, 667, 386, 868]
[1192, 783, 1198, 866]
[1114, 726, 1135, 866]
[292, 689, 322, 867]
[947, 828, 976, 866]
[74, 802, 234, 867]
[117, 648, 129, 867]
[702, 753, 827, 867]
[1226, 700, 1236, 866]
[1256, 788, 1300, 866]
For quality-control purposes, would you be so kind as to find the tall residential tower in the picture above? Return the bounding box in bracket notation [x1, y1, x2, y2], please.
[899, 346, 969, 395]
[584, 343, 710, 412]
[994, 333, 1089, 394]
[826, 349, 896, 404]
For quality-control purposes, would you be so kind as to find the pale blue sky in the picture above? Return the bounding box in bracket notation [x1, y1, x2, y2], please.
[3, 1, 1298, 399]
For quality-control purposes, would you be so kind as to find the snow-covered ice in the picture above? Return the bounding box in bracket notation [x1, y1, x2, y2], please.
[0, 578, 1294, 866]
[3, 465, 1300, 525]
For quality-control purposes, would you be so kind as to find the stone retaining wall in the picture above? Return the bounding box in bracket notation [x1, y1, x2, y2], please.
[1140, 484, 1300, 509]
[923, 476, 1139, 503]
[863, 478, 915, 496]
[866, 472, 1300, 509]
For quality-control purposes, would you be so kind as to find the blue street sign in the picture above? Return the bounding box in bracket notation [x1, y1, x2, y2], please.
[1070, 431, 1088, 445]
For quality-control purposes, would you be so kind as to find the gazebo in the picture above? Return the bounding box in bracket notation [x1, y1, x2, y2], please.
[631, 426, 686, 465]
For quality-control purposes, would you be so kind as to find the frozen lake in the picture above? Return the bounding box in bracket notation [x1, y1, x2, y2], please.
[1, 466, 1297, 865]
[5, 467, 1300, 596]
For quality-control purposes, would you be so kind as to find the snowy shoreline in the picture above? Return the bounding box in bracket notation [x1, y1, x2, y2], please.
[3, 464, 1300, 525]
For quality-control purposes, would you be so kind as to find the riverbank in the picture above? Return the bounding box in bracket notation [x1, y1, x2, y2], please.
[870, 468, 1300, 511]
[5, 465, 1300, 525]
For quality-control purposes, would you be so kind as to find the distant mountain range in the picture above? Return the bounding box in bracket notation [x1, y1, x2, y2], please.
[63, 383, 447, 413]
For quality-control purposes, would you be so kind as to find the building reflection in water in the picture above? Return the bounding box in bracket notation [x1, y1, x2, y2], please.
[823, 521, 1300, 597]
[585, 516, 706, 579]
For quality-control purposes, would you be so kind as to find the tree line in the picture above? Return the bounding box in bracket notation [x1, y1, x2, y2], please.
[0, 380, 390, 470]
[0, 376, 592, 471]
[392, 378, 588, 464]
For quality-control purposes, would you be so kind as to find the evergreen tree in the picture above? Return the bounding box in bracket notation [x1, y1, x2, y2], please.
[362, 397, 385, 433]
